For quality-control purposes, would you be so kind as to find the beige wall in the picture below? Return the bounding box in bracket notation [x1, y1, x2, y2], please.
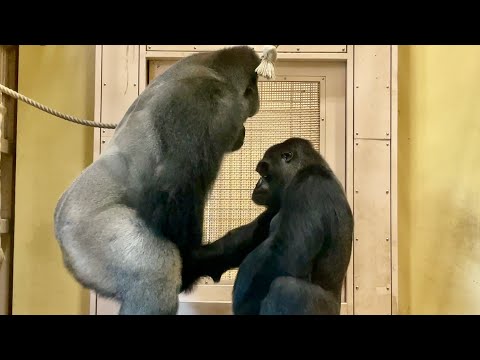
[12, 46, 95, 314]
[9, 45, 480, 314]
[398, 45, 480, 314]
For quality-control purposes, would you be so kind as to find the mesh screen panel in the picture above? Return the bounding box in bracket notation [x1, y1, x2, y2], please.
[203, 81, 322, 282]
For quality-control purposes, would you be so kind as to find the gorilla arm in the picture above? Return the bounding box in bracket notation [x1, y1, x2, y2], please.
[181, 209, 277, 288]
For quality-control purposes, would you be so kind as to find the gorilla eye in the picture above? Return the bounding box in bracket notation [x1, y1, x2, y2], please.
[281, 152, 293, 163]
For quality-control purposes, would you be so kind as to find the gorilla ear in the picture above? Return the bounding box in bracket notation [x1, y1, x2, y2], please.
[281, 152, 293, 163]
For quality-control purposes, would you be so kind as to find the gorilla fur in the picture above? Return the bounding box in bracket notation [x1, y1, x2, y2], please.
[53, 46, 261, 315]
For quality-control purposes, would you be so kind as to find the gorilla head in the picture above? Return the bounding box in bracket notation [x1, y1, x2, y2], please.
[252, 138, 324, 208]
[208, 46, 260, 152]
[154, 45, 261, 156]
[209, 46, 261, 117]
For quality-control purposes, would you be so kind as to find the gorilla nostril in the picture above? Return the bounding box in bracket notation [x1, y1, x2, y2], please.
[256, 161, 269, 174]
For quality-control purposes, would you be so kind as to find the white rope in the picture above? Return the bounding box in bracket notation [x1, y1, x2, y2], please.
[0, 83, 117, 129]
[255, 45, 279, 80]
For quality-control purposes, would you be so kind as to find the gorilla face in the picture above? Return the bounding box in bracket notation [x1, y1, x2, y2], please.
[230, 126, 246, 152]
[252, 143, 297, 208]
[251, 138, 321, 208]
[229, 74, 259, 153]
[244, 74, 260, 118]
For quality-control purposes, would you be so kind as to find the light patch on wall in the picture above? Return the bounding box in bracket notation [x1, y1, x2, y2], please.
[399, 45, 480, 315]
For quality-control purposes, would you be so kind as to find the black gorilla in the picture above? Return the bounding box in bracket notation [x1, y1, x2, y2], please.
[188, 138, 354, 315]
[53, 46, 261, 315]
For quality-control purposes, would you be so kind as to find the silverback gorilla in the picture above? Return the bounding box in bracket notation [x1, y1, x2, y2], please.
[188, 138, 354, 315]
[53, 46, 261, 315]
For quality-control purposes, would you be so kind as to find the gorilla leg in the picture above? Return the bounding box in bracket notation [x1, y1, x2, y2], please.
[119, 276, 180, 315]
[58, 206, 182, 315]
[259, 276, 340, 315]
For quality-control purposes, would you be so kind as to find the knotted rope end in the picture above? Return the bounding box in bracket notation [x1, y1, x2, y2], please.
[255, 45, 279, 80]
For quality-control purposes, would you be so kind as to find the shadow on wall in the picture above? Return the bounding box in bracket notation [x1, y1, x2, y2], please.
[398, 45, 480, 315]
